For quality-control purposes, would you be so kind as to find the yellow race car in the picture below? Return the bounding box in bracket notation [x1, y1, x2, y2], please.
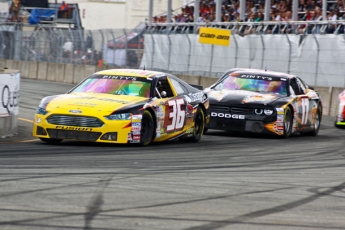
[32, 69, 210, 145]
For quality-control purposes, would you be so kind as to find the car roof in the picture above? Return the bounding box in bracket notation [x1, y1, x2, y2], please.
[226, 68, 295, 79]
[95, 69, 167, 78]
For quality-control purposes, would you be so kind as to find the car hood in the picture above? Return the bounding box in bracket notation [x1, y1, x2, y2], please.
[44, 92, 148, 116]
[207, 89, 282, 105]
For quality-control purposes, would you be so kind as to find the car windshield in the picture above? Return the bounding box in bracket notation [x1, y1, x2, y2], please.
[215, 75, 287, 96]
[71, 76, 152, 98]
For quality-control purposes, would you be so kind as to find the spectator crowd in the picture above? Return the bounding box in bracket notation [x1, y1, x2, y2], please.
[152, 0, 345, 34]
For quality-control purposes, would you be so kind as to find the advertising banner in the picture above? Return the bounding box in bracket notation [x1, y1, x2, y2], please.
[198, 27, 231, 46]
[0, 72, 20, 117]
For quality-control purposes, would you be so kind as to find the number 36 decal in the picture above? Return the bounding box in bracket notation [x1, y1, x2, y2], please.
[166, 98, 186, 132]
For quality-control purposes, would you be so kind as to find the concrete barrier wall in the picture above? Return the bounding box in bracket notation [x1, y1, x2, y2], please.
[0, 115, 18, 138]
[0, 69, 20, 138]
[0, 59, 343, 117]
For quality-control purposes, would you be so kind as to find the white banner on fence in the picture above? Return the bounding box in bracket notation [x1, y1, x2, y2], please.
[0, 72, 20, 117]
[141, 33, 345, 87]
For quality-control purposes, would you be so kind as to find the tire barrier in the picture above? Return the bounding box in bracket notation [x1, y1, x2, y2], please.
[0, 68, 20, 138]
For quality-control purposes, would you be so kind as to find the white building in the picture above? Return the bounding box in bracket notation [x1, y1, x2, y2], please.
[48, 0, 191, 30]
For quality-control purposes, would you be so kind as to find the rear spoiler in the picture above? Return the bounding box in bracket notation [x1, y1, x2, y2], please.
[189, 84, 203, 90]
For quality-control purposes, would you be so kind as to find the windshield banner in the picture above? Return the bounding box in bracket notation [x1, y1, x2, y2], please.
[0, 72, 20, 117]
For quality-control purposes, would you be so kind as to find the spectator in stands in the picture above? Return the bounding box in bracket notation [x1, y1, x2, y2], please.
[8, 0, 22, 22]
[327, 9, 337, 33]
[59, 1, 69, 18]
[335, 0, 345, 11]
[62, 38, 73, 58]
[254, 12, 264, 22]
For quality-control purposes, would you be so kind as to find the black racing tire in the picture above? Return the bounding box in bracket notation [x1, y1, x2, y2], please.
[302, 107, 321, 136]
[39, 138, 63, 144]
[140, 110, 154, 146]
[179, 107, 205, 143]
[282, 106, 292, 138]
[203, 127, 208, 134]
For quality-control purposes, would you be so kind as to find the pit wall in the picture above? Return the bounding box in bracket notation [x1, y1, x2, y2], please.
[0, 59, 342, 118]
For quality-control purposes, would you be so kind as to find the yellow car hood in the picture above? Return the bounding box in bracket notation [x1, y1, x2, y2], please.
[46, 92, 148, 116]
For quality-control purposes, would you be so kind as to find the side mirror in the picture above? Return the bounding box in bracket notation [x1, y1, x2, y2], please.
[161, 91, 167, 98]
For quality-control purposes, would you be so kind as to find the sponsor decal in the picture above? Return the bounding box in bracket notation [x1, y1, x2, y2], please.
[131, 119, 141, 123]
[127, 133, 132, 140]
[132, 135, 140, 140]
[0, 74, 20, 117]
[276, 108, 284, 114]
[156, 132, 161, 138]
[277, 115, 284, 122]
[132, 114, 142, 119]
[132, 122, 141, 127]
[69, 110, 82, 114]
[55, 126, 93, 131]
[132, 131, 141, 135]
[130, 140, 140, 143]
[198, 27, 231, 46]
[211, 112, 245, 119]
[102, 75, 137, 81]
[240, 75, 273, 81]
[188, 92, 204, 102]
[242, 94, 277, 104]
[73, 102, 97, 107]
[277, 122, 284, 126]
[132, 126, 141, 131]
[277, 126, 284, 130]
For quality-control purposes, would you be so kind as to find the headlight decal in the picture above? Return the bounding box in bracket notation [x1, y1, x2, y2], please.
[36, 107, 49, 115]
[104, 113, 131, 120]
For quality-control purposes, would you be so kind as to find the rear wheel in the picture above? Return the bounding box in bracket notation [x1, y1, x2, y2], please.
[140, 110, 154, 146]
[39, 138, 63, 144]
[282, 107, 292, 138]
[302, 107, 321, 136]
[179, 107, 205, 142]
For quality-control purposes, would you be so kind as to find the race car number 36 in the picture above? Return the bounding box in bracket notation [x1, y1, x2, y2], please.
[166, 98, 186, 132]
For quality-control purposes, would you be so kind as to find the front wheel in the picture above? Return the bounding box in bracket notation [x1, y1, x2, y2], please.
[282, 106, 292, 138]
[39, 138, 63, 144]
[302, 107, 321, 136]
[140, 110, 154, 146]
[179, 107, 205, 142]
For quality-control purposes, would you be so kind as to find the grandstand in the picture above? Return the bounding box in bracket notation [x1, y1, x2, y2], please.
[0, 0, 345, 73]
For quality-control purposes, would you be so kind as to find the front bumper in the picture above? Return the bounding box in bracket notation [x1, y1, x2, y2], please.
[32, 114, 134, 143]
[207, 112, 284, 135]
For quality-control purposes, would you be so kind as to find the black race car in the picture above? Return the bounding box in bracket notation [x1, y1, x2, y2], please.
[204, 68, 323, 138]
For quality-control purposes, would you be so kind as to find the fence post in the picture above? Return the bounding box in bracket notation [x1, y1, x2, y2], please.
[232, 34, 238, 68]
[150, 32, 155, 69]
[260, 33, 265, 69]
[167, 31, 172, 71]
[108, 29, 116, 66]
[209, 45, 214, 75]
[123, 28, 128, 67]
[313, 34, 320, 86]
[185, 31, 191, 74]
[285, 33, 292, 74]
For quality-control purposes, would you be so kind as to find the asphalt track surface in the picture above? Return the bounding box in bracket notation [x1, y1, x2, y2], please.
[0, 78, 344, 230]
